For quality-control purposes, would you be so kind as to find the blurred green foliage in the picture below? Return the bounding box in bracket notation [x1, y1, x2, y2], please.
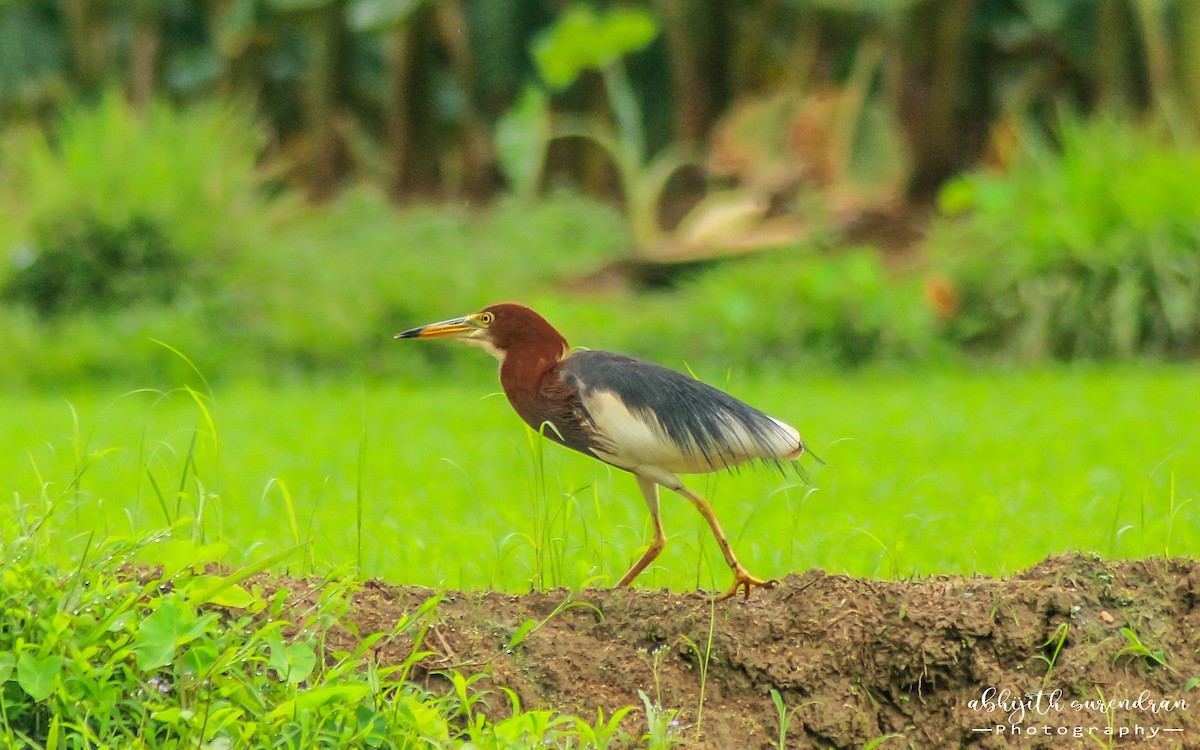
[565, 249, 939, 370]
[0, 93, 939, 388]
[0, 92, 268, 262]
[5, 0, 1196, 204]
[4, 215, 181, 316]
[522, 3, 688, 256]
[0, 92, 270, 334]
[532, 5, 658, 91]
[0, 189, 634, 386]
[0, 96, 632, 385]
[4, 95, 1200, 389]
[931, 117, 1200, 360]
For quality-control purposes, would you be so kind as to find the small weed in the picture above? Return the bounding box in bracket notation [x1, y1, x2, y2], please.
[1037, 621, 1071, 690]
[571, 706, 636, 750]
[1086, 686, 1118, 750]
[502, 589, 601, 656]
[770, 688, 818, 750]
[648, 643, 671, 708]
[483, 688, 575, 747]
[1114, 626, 1169, 670]
[678, 599, 717, 738]
[1164, 472, 1194, 558]
[863, 733, 905, 749]
[638, 689, 682, 750]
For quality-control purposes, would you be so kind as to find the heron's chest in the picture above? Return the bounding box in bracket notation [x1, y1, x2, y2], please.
[501, 368, 597, 457]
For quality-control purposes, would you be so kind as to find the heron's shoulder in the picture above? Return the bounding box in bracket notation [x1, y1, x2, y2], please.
[559, 349, 697, 393]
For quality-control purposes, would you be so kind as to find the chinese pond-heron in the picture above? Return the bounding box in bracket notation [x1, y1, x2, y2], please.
[396, 303, 818, 601]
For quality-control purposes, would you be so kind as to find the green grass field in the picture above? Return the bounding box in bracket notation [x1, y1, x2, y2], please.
[4, 364, 1197, 593]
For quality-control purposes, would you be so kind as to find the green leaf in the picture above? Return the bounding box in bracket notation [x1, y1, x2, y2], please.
[863, 733, 906, 750]
[46, 714, 61, 750]
[532, 14, 593, 89]
[394, 694, 451, 742]
[207, 583, 258, 609]
[17, 653, 63, 701]
[533, 5, 659, 89]
[146, 539, 229, 580]
[179, 643, 218, 678]
[151, 707, 195, 725]
[0, 652, 15, 683]
[184, 542, 306, 607]
[267, 684, 372, 720]
[181, 575, 258, 609]
[937, 176, 976, 216]
[134, 594, 215, 670]
[270, 640, 317, 684]
[595, 8, 658, 62]
[505, 618, 538, 652]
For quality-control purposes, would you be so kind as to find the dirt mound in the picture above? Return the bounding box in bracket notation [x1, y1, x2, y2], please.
[308, 555, 1199, 748]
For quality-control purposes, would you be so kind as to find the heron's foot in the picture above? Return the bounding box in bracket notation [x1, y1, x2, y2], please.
[711, 567, 778, 602]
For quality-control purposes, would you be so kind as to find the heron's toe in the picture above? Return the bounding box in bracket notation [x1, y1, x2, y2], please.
[710, 569, 776, 602]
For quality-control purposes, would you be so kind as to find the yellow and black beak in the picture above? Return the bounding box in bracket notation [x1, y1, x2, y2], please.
[395, 313, 482, 340]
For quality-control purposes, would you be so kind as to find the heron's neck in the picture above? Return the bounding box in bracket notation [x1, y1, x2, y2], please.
[498, 339, 569, 412]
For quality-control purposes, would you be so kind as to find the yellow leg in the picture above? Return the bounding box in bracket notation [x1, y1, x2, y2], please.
[675, 484, 777, 601]
[617, 476, 667, 587]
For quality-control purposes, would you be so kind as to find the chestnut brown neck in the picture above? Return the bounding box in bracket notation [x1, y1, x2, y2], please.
[497, 342, 568, 435]
[499, 337, 566, 402]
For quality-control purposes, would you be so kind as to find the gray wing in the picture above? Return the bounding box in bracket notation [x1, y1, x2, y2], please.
[560, 350, 805, 474]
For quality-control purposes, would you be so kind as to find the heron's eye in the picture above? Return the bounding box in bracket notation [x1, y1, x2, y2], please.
[479, 312, 495, 325]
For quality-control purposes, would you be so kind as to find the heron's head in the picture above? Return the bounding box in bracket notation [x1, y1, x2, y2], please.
[395, 303, 569, 364]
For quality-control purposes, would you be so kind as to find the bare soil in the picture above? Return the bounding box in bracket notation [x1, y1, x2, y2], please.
[286, 554, 1200, 748]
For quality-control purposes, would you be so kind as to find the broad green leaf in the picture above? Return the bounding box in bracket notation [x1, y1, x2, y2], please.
[282, 642, 317, 684]
[180, 643, 219, 678]
[595, 8, 658, 63]
[0, 652, 15, 682]
[267, 684, 371, 720]
[533, 14, 594, 90]
[151, 707, 194, 724]
[395, 694, 450, 742]
[17, 653, 63, 701]
[534, 5, 659, 89]
[269, 635, 317, 684]
[148, 539, 229, 580]
[208, 584, 258, 609]
[184, 542, 306, 606]
[181, 575, 258, 609]
[134, 594, 215, 670]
